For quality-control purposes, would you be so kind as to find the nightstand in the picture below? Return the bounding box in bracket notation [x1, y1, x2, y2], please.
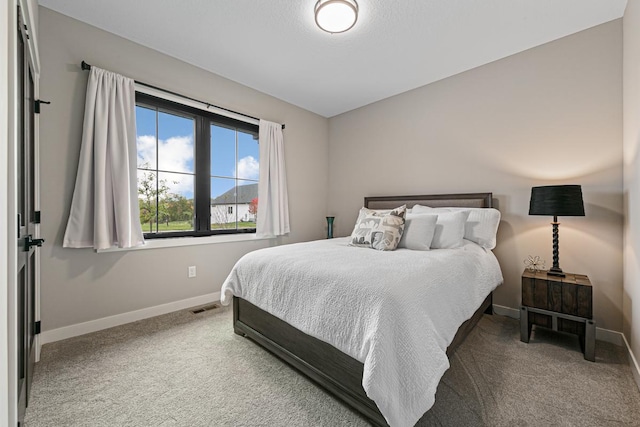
[520, 269, 595, 362]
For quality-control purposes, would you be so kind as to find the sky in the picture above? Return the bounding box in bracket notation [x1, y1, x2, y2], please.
[135, 106, 259, 200]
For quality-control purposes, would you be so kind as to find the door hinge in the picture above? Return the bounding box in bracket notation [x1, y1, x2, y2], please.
[33, 211, 41, 224]
[33, 321, 41, 335]
[23, 235, 45, 252]
[34, 99, 51, 114]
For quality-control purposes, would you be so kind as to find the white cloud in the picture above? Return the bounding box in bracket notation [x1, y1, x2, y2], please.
[137, 135, 156, 168]
[237, 155, 259, 180]
[157, 136, 194, 173]
[137, 135, 195, 197]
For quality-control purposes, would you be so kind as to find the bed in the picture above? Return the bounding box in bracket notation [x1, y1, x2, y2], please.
[221, 193, 502, 427]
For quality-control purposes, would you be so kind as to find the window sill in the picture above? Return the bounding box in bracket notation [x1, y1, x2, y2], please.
[96, 233, 275, 253]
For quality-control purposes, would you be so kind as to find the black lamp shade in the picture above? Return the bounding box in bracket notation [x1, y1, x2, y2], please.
[529, 185, 585, 217]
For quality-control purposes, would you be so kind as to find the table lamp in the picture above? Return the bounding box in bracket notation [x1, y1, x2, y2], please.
[529, 185, 585, 277]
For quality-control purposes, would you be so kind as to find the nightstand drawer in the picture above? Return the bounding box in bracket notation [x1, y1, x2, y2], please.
[521, 269, 595, 361]
[522, 270, 592, 335]
[521, 270, 592, 318]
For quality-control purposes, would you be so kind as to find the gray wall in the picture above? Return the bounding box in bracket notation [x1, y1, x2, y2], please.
[40, 7, 625, 334]
[328, 21, 623, 331]
[39, 7, 329, 331]
[623, 1, 640, 364]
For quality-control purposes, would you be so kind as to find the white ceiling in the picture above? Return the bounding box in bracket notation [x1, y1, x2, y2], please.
[39, 0, 627, 118]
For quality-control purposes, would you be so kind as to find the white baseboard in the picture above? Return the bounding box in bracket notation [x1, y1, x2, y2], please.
[493, 304, 520, 319]
[491, 304, 623, 346]
[35, 335, 41, 363]
[596, 327, 624, 346]
[40, 292, 221, 345]
[621, 333, 640, 392]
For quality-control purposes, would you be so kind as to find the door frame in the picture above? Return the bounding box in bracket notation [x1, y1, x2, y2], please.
[18, 0, 42, 364]
[1, 1, 12, 424]
[2, 1, 40, 426]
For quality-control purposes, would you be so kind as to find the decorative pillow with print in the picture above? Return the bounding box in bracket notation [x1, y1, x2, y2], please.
[349, 205, 407, 251]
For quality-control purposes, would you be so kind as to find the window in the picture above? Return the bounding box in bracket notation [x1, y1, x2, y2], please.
[135, 93, 259, 238]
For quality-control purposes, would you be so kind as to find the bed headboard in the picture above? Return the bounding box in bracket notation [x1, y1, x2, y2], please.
[364, 193, 493, 210]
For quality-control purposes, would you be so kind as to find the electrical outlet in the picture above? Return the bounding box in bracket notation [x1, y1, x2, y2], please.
[188, 266, 196, 278]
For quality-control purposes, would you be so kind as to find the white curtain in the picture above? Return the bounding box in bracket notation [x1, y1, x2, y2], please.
[256, 119, 290, 237]
[63, 66, 144, 249]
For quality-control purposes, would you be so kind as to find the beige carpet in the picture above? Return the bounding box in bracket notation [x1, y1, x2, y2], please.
[25, 306, 640, 426]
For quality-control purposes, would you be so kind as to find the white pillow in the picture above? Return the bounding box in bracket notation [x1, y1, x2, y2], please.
[397, 214, 438, 251]
[412, 205, 501, 249]
[429, 211, 469, 249]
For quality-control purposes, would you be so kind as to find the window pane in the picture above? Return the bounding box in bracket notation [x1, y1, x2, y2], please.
[157, 172, 195, 233]
[237, 130, 259, 182]
[136, 106, 157, 169]
[211, 124, 236, 178]
[237, 182, 258, 229]
[137, 169, 158, 233]
[211, 177, 237, 230]
[158, 111, 195, 173]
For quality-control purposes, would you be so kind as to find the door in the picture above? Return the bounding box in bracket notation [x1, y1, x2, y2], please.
[16, 7, 41, 425]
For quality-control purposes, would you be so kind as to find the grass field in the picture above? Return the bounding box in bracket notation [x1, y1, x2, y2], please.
[141, 221, 256, 233]
[212, 222, 256, 230]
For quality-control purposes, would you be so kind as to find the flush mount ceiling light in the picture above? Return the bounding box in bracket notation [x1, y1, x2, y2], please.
[314, 0, 358, 34]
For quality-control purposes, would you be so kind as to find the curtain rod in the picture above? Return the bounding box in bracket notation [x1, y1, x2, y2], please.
[80, 61, 285, 130]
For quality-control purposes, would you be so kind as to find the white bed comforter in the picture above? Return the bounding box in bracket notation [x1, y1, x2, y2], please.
[220, 238, 503, 427]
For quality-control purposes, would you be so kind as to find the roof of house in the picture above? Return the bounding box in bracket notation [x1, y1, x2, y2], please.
[211, 183, 258, 205]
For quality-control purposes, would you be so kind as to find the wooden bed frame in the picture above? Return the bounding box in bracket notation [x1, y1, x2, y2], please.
[232, 193, 495, 426]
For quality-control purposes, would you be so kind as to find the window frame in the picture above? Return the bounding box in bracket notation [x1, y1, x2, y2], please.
[135, 92, 259, 239]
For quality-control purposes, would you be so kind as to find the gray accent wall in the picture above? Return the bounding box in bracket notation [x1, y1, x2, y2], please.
[328, 21, 623, 331]
[38, 7, 329, 331]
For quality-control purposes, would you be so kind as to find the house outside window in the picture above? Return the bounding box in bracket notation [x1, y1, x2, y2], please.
[135, 92, 259, 238]
[211, 184, 258, 228]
